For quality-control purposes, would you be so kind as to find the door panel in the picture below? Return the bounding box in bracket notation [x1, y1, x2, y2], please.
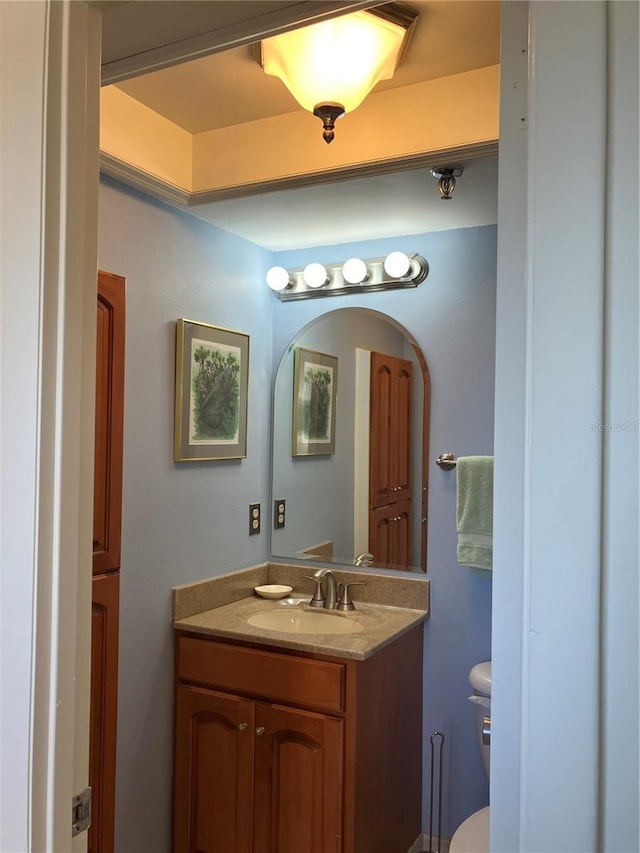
[173, 686, 255, 853]
[369, 501, 412, 571]
[89, 572, 120, 853]
[369, 359, 392, 508]
[93, 272, 125, 576]
[253, 703, 343, 853]
[369, 352, 413, 569]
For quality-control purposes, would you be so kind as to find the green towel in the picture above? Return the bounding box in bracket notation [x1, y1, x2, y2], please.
[456, 456, 493, 573]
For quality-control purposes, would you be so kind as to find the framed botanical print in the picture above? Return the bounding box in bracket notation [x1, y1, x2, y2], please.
[292, 347, 338, 456]
[174, 319, 249, 462]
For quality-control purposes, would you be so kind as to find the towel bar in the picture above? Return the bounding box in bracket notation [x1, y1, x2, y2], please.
[436, 452, 457, 470]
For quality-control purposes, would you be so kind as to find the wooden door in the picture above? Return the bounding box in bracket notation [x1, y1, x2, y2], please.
[369, 352, 413, 569]
[89, 271, 125, 853]
[253, 703, 344, 853]
[173, 685, 255, 853]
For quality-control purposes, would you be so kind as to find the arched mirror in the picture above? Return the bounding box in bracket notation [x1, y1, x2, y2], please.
[271, 307, 430, 573]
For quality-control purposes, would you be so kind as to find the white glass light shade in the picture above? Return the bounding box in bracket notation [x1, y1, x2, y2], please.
[383, 251, 412, 278]
[266, 266, 291, 291]
[342, 257, 369, 284]
[261, 11, 406, 114]
[303, 263, 329, 288]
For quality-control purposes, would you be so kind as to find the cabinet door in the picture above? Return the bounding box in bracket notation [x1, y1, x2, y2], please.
[253, 703, 343, 853]
[173, 685, 255, 853]
[369, 500, 412, 571]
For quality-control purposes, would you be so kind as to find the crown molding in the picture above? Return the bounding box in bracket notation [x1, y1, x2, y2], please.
[188, 141, 499, 203]
[99, 153, 191, 207]
[100, 140, 498, 209]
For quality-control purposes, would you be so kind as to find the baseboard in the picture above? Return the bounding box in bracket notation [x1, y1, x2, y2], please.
[408, 832, 451, 853]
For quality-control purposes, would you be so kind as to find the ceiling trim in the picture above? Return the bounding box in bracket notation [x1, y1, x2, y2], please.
[100, 153, 191, 207]
[101, 0, 382, 85]
[188, 141, 499, 203]
[99, 140, 498, 210]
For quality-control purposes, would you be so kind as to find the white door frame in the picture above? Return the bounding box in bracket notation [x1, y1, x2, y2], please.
[493, 2, 638, 851]
[0, 2, 101, 851]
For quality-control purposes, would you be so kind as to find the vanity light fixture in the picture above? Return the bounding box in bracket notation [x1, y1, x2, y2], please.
[256, 4, 418, 143]
[265, 252, 428, 301]
[430, 164, 464, 200]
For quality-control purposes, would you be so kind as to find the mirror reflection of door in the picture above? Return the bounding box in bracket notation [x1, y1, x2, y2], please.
[271, 308, 430, 573]
[369, 351, 413, 570]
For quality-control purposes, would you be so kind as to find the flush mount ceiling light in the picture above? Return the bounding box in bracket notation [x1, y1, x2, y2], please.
[256, 4, 417, 143]
[266, 252, 428, 301]
[430, 164, 464, 200]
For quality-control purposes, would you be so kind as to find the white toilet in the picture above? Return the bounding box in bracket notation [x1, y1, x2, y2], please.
[449, 661, 491, 853]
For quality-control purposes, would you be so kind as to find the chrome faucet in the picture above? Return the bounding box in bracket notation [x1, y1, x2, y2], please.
[305, 569, 366, 611]
[307, 569, 339, 609]
[353, 552, 374, 567]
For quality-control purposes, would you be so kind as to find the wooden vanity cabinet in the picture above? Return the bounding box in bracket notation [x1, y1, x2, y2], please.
[172, 625, 423, 853]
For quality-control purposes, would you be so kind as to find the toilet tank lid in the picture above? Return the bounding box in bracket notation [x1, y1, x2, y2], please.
[469, 661, 491, 695]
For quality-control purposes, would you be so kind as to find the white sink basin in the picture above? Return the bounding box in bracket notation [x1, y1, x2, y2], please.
[247, 609, 363, 635]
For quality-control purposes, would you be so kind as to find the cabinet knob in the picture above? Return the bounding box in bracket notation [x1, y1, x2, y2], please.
[255, 726, 265, 737]
[237, 722, 248, 732]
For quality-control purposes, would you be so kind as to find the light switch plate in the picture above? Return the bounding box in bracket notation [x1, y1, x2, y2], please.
[249, 503, 261, 535]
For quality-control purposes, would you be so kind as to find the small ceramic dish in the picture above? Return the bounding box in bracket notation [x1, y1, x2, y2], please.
[254, 584, 294, 600]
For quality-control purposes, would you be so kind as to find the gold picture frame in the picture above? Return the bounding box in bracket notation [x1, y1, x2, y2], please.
[292, 347, 338, 456]
[174, 319, 249, 462]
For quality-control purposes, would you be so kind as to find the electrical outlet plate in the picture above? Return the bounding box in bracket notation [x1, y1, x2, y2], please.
[249, 503, 261, 535]
[273, 499, 285, 529]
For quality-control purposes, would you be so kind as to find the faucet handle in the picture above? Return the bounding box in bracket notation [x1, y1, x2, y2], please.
[336, 581, 366, 611]
[304, 576, 325, 608]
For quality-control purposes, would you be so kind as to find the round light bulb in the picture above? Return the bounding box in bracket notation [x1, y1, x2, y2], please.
[303, 262, 329, 289]
[266, 266, 291, 291]
[342, 257, 369, 284]
[383, 251, 412, 279]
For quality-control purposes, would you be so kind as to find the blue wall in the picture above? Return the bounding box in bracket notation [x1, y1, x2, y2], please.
[99, 175, 495, 848]
[273, 227, 496, 836]
[98, 177, 273, 853]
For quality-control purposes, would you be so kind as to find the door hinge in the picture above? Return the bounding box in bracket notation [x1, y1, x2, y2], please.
[71, 787, 92, 837]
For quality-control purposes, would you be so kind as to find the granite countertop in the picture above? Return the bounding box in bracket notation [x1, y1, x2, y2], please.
[172, 562, 430, 661]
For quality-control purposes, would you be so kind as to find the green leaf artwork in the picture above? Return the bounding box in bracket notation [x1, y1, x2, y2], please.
[302, 365, 333, 441]
[189, 340, 241, 442]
